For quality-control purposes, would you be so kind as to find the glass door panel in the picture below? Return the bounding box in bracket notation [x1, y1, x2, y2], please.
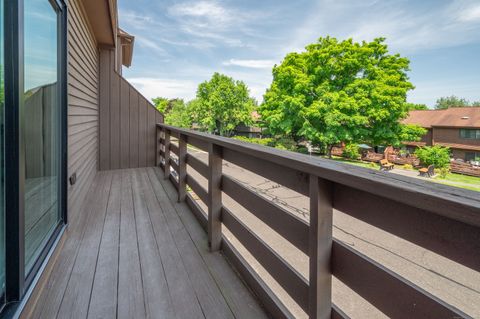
[0, 0, 5, 301]
[23, 0, 61, 276]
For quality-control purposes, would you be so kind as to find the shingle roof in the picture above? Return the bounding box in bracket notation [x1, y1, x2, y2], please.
[402, 107, 480, 128]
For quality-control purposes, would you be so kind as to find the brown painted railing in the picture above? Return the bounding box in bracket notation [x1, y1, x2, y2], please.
[156, 123, 480, 319]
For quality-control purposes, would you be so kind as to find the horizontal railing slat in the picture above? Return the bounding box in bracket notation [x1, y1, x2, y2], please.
[222, 207, 309, 312]
[170, 143, 179, 156]
[186, 174, 208, 205]
[222, 175, 309, 254]
[169, 157, 179, 173]
[331, 240, 465, 319]
[222, 238, 295, 319]
[185, 192, 207, 230]
[334, 184, 480, 272]
[223, 148, 309, 196]
[186, 135, 208, 152]
[186, 153, 208, 178]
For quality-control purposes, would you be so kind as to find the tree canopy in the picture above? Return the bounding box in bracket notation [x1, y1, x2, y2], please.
[259, 37, 424, 155]
[435, 96, 480, 109]
[190, 72, 256, 136]
[152, 97, 192, 128]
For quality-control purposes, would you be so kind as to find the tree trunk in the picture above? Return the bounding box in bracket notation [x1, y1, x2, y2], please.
[327, 145, 334, 159]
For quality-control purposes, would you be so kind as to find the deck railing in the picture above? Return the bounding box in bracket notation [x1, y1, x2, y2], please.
[156, 123, 480, 319]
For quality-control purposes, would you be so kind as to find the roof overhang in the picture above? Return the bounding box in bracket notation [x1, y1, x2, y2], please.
[81, 0, 117, 47]
[118, 28, 135, 67]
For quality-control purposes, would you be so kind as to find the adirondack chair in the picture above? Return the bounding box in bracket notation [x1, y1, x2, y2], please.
[380, 159, 394, 171]
[419, 165, 435, 177]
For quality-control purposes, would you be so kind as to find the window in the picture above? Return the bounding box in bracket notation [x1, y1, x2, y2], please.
[465, 152, 480, 162]
[460, 129, 480, 139]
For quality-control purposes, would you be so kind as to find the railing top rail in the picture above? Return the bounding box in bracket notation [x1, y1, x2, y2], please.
[157, 123, 480, 227]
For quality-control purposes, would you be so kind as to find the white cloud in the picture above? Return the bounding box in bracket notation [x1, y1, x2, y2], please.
[134, 36, 168, 56]
[458, 3, 480, 22]
[168, 1, 230, 23]
[127, 77, 198, 101]
[288, 0, 480, 54]
[223, 59, 276, 69]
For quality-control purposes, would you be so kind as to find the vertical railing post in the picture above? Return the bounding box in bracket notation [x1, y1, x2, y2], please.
[178, 133, 187, 202]
[163, 128, 171, 179]
[309, 174, 333, 319]
[156, 125, 161, 167]
[208, 143, 222, 252]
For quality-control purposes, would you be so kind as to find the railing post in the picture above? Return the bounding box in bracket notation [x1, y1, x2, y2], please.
[178, 134, 187, 202]
[309, 174, 333, 319]
[208, 143, 222, 252]
[156, 125, 161, 167]
[163, 128, 171, 179]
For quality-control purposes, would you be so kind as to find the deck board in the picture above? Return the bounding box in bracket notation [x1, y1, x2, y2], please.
[22, 168, 267, 319]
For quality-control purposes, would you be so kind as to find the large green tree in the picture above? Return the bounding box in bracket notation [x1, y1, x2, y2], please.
[259, 37, 423, 156]
[190, 73, 256, 136]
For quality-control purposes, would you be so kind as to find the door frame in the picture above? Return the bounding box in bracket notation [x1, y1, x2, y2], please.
[2, 0, 68, 311]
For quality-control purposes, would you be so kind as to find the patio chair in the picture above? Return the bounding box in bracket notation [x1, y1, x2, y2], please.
[419, 165, 435, 177]
[380, 159, 394, 171]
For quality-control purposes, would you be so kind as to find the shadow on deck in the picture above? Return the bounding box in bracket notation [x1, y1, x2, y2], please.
[21, 168, 268, 319]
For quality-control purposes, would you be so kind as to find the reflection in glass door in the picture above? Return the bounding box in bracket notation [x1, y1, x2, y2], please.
[23, 0, 61, 276]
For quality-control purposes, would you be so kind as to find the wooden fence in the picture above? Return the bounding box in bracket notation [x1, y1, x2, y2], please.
[156, 123, 480, 319]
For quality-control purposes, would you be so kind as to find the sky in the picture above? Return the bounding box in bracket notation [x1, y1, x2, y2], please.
[118, 0, 480, 108]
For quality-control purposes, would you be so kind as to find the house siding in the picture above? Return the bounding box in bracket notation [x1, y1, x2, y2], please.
[67, 0, 99, 221]
[98, 49, 163, 171]
[432, 127, 480, 148]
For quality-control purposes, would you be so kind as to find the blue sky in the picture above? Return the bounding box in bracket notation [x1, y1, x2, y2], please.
[118, 0, 480, 108]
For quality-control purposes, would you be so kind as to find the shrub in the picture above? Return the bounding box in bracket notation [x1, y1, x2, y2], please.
[403, 164, 413, 170]
[368, 162, 378, 168]
[342, 143, 360, 160]
[437, 167, 450, 179]
[233, 136, 275, 147]
[414, 145, 451, 169]
[274, 138, 297, 151]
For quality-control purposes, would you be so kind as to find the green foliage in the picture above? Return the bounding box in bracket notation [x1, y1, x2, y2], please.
[434, 96, 478, 109]
[190, 73, 257, 136]
[399, 124, 427, 144]
[166, 99, 192, 128]
[406, 103, 428, 110]
[342, 143, 360, 160]
[403, 164, 413, 170]
[260, 37, 415, 153]
[437, 167, 450, 179]
[368, 162, 378, 168]
[232, 136, 297, 151]
[152, 97, 192, 128]
[152, 97, 169, 113]
[415, 145, 451, 169]
[232, 136, 275, 147]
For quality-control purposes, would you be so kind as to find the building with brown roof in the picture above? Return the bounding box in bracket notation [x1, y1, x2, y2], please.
[402, 107, 480, 161]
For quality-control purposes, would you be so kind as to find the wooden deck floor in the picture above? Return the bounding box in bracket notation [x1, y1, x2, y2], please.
[22, 167, 268, 319]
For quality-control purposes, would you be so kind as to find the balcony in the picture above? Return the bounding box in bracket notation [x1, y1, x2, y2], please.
[21, 123, 480, 319]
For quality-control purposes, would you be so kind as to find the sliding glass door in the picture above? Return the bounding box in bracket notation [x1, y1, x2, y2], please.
[0, 0, 5, 307]
[1, 0, 66, 312]
[23, 0, 62, 278]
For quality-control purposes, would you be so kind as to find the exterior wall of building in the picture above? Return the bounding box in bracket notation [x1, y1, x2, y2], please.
[451, 149, 467, 160]
[421, 128, 433, 146]
[66, 0, 100, 220]
[98, 48, 163, 171]
[432, 127, 480, 148]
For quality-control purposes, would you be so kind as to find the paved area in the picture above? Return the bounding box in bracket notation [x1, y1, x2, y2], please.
[185, 147, 480, 319]
[391, 168, 480, 189]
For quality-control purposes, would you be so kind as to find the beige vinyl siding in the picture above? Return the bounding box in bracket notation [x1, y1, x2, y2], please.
[98, 49, 163, 171]
[67, 0, 99, 221]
